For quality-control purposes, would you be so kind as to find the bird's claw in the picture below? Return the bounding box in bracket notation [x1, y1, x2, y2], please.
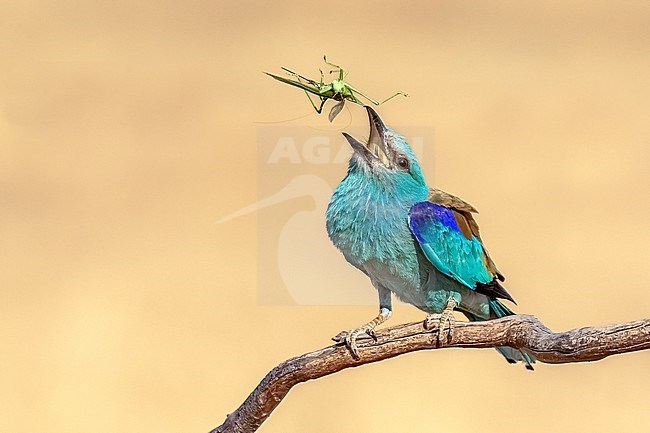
[423, 298, 457, 346]
[332, 309, 391, 359]
[423, 313, 438, 331]
[332, 326, 376, 359]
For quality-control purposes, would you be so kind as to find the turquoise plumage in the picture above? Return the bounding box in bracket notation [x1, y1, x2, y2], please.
[409, 201, 493, 289]
[326, 106, 534, 368]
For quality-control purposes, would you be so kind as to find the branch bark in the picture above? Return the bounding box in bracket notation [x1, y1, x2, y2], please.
[209, 315, 650, 433]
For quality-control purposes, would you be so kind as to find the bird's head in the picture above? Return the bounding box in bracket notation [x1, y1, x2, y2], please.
[343, 107, 427, 190]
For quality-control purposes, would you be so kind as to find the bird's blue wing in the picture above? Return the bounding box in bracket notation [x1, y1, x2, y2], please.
[408, 201, 494, 290]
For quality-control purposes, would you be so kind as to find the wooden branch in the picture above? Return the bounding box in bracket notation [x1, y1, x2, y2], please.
[209, 315, 650, 433]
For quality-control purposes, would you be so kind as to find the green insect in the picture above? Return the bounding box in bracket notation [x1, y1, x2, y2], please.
[265, 56, 408, 122]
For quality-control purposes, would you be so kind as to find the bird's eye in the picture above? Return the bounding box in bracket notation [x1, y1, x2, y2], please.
[397, 157, 410, 170]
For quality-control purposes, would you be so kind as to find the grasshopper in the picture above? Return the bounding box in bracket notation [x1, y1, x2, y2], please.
[265, 56, 408, 122]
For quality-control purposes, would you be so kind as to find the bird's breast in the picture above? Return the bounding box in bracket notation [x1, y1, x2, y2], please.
[326, 182, 422, 286]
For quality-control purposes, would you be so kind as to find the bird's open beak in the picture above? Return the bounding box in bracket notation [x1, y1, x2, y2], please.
[342, 106, 392, 168]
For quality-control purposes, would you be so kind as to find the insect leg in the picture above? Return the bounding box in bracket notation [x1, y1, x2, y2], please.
[315, 97, 327, 114]
[347, 85, 409, 105]
[300, 91, 327, 114]
[277, 68, 329, 112]
[377, 92, 409, 104]
[346, 85, 379, 105]
[344, 88, 364, 106]
[323, 55, 341, 70]
[281, 67, 321, 87]
[323, 55, 348, 80]
[297, 83, 327, 113]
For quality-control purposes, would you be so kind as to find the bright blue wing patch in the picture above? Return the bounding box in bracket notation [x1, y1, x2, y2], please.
[408, 201, 492, 290]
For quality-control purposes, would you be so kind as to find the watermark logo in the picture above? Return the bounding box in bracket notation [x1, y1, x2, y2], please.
[219, 125, 434, 305]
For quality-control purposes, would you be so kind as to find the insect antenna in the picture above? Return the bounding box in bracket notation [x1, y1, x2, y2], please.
[253, 111, 317, 124]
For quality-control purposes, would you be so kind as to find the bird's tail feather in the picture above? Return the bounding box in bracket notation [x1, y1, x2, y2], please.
[464, 300, 535, 370]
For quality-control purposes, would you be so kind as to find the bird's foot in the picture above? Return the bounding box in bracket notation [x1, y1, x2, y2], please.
[332, 325, 377, 359]
[423, 298, 458, 346]
[332, 308, 391, 359]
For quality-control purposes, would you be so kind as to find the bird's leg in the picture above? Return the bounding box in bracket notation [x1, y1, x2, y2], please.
[332, 286, 392, 359]
[424, 296, 458, 346]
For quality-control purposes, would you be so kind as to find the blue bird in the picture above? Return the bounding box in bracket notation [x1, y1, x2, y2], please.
[326, 106, 534, 369]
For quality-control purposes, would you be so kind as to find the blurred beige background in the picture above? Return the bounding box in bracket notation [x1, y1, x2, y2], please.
[2, 1, 649, 432]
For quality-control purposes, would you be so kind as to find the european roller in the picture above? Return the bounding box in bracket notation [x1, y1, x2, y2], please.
[326, 106, 534, 369]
